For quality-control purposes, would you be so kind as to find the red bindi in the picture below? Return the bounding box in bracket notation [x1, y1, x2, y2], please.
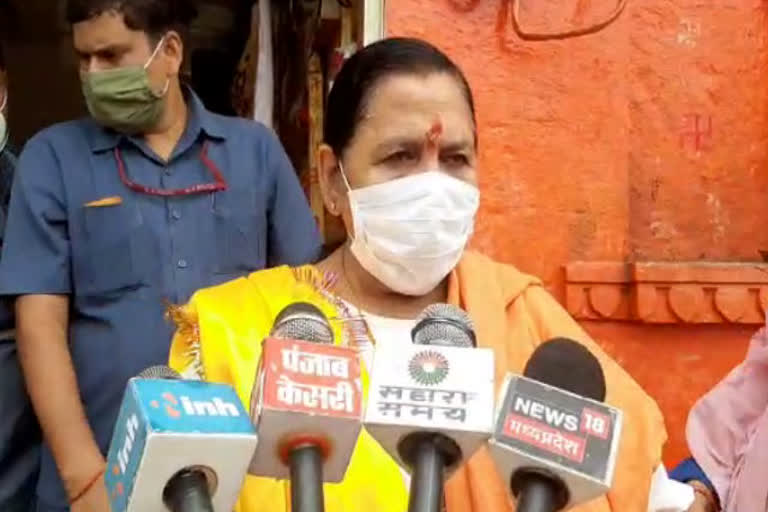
[426, 120, 443, 144]
[425, 119, 443, 156]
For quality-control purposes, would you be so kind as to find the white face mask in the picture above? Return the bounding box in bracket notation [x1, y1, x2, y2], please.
[340, 166, 480, 296]
[0, 91, 7, 153]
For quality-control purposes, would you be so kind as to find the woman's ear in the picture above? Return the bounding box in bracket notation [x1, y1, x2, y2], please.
[317, 144, 345, 216]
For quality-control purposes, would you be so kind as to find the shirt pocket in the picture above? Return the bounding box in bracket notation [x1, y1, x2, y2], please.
[212, 189, 265, 275]
[77, 204, 148, 298]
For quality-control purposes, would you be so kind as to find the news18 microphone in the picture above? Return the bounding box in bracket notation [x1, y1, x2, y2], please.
[248, 302, 364, 512]
[364, 304, 496, 512]
[488, 338, 623, 512]
[104, 365, 258, 512]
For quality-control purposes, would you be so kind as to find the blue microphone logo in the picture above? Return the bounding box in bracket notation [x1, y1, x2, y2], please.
[117, 414, 140, 474]
[148, 390, 241, 418]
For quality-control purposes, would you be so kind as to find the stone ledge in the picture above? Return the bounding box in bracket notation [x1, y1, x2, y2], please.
[565, 261, 768, 324]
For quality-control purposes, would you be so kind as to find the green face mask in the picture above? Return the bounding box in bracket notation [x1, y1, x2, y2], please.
[81, 38, 169, 134]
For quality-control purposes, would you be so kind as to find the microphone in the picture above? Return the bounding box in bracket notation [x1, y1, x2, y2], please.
[104, 365, 258, 512]
[488, 338, 623, 512]
[364, 303, 496, 512]
[248, 302, 364, 512]
[270, 302, 335, 343]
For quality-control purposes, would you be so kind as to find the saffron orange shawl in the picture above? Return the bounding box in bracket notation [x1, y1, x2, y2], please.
[169, 251, 666, 511]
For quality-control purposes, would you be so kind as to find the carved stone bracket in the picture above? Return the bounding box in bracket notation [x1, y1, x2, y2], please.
[565, 261, 768, 324]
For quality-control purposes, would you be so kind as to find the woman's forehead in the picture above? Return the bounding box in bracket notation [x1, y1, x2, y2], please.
[355, 73, 474, 149]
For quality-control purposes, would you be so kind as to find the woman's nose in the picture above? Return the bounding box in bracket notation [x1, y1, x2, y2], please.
[420, 152, 441, 170]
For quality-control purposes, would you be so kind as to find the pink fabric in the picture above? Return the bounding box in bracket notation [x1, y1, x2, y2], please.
[686, 318, 768, 511]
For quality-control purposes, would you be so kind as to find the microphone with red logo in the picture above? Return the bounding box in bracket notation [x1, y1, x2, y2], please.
[104, 365, 258, 512]
[248, 302, 364, 512]
[364, 304, 496, 512]
[488, 338, 623, 512]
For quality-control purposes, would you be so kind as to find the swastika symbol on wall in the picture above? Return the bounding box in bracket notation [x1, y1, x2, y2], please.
[680, 114, 712, 152]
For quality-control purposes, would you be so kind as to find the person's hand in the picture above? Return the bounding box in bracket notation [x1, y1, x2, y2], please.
[70, 470, 110, 512]
[687, 495, 710, 512]
[687, 481, 718, 512]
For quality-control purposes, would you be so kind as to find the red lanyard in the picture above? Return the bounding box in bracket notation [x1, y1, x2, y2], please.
[114, 140, 228, 196]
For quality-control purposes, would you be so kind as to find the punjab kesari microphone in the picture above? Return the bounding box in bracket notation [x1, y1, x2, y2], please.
[248, 302, 364, 512]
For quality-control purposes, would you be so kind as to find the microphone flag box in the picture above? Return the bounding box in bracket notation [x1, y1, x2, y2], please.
[105, 378, 258, 512]
[364, 343, 495, 474]
[248, 337, 364, 482]
[488, 375, 623, 507]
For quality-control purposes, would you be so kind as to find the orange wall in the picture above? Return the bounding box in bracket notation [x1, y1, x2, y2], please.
[387, 0, 768, 465]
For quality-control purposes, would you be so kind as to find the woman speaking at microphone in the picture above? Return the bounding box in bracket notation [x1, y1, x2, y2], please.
[168, 37, 670, 511]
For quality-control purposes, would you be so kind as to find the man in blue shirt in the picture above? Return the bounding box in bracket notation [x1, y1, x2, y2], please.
[0, 1, 321, 511]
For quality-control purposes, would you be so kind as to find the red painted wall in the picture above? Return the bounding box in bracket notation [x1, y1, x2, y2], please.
[387, 0, 768, 465]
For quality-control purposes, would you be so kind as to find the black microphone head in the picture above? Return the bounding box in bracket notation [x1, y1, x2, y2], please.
[270, 302, 334, 344]
[137, 365, 181, 380]
[411, 303, 476, 348]
[523, 337, 606, 402]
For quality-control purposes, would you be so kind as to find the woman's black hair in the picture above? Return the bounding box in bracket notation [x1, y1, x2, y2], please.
[324, 37, 476, 158]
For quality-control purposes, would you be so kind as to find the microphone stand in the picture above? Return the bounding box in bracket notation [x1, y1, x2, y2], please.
[408, 441, 445, 512]
[162, 469, 215, 512]
[511, 469, 569, 512]
[290, 445, 325, 512]
[400, 433, 462, 512]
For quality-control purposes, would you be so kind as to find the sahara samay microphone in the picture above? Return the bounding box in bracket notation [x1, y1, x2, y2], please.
[364, 303, 495, 512]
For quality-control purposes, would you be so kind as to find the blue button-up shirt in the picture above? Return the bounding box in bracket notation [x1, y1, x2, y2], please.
[0, 91, 322, 509]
